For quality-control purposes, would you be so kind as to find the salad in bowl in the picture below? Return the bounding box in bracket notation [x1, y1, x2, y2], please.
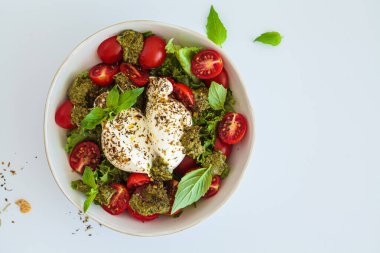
[46, 21, 254, 235]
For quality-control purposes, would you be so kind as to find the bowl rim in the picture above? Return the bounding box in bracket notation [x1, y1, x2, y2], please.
[44, 20, 256, 237]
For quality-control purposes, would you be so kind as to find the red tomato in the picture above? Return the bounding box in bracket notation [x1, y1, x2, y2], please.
[204, 68, 229, 89]
[55, 100, 75, 129]
[191, 50, 223, 79]
[166, 77, 175, 85]
[126, 173, 151, 190]
[172, 83, 195, 109]
[119, 63, 149, 87]
[128, 207, 159, 222]
[214, 137, 232, 157]
[139, 35, 166, 69]
[174, 156, 197, 176]
[89, 63, 119, 86]
[218, 112, 248, 144]
[203, 175, 221, 198]
[69, 141, 101, 174]
[102, 184, 130, 215]
[97, 36, 123, 64]
[165, 180, 182, 215]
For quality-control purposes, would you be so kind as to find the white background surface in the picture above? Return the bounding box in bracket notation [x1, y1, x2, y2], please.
[0, 0, 379, 252]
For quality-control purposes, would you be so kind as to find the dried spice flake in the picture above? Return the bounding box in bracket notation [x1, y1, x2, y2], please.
[15, 199, 31, 213]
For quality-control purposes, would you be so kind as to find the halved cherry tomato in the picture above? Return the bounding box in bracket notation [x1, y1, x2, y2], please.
[172, 83, 195, 109]
[203, 175, 221, 198]
[69, 141, 101, 174]
[120, 63, 149, 87]
[89, 63, 119, 86]
[191, 50, 223, 79]
[102, 184, 130, 215]
[55, 100, 75, 129]
[128, 207, 159, 222]
[126, 173, 151, 190]
[165, 180, 182, 215]
[218, 112, 248, 144]
[139, 35, 166, 69]
[214, 137, 232, 157]
[174, 156, 197, 176]
[97, 36, 123, 64]
[204, 68, 229, 89]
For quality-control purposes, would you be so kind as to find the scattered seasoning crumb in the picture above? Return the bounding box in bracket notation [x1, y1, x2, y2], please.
[15, 199, 31, 213]
[2, 203, 11, 212]
[88, 234, 92, 237]
[10, 170, 16, 176]
[7, 162, 10, 168]
[5, 198, 8, 202]
[85, 225, 92, 231]
[11, 220, 15, 224]
[1, 162, 4, 165]
[35, 156, 37, 159]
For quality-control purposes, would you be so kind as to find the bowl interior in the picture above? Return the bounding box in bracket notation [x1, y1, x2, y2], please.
[44, 21, 255, 236]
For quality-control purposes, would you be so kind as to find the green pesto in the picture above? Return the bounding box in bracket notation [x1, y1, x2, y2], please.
[71, 106, 90, 127]
[150, 157, 172, 181]
[128, 182, 170, 216]
[71, 180, 115, 205]
[113, 72, 136, 91]
[116, 30, 144, 64]
[193, 87, 211, 113]
[68, 72, 102, 107]
[201, 151, 229, 176]
[180, 125, 205, 159]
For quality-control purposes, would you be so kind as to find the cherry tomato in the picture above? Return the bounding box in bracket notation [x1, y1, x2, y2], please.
[128, 207, 159, 222]
[119, 63, 149, 87]
[55, 100, 75, 129]
[203, 175, 221, 198]
[174, 156, 197, 176]
[69, 141, 101, 174]
[139, 35, 166, 69]
[166, 77, 175, 85]
[97, 36, 123, 64]
[191, 50, 223, 79]
[164, 180, 182, 215]
[218, 112, 248, 144]
[102, 184, 130, 215]
[126, 173, 151, 190]
[172, 83, 195, 109]
[89, 63, 119, 86]
[204, 68, 229, 89]
[214, 137, 232, 157]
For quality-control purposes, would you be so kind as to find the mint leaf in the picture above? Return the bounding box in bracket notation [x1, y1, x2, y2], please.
[208, 82, 227, 110]
[171, 167, 213, 214]
[117, 87, 144, 113]
[81, 107, 108, 130]
[206, 5, 227, 47]
[83, 188, 98, 212]
[254, 32, 282, 46]
[106, 86, 120, 108]
[82, 167, 98, 189]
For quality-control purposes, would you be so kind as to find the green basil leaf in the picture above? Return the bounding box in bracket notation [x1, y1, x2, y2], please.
[206, 5, 227, 47]
[208, 81, 227, 110]
[82, 167, 98, 189]
[81, 107, 108, 130]
[254, 32, 282, 46]
[117, 87, 144, 113]
[65, 129, 89, 153]
[106, 86, 120, 108]
[171, 167, 212, 214]
[83, 188, 98, 213]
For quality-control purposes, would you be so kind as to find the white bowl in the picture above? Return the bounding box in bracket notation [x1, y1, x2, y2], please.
[44, 20, 255, 236]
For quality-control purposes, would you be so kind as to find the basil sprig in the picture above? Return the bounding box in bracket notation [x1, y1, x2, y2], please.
[81, 86, 144, 129]
[254, 32, 282, 46]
